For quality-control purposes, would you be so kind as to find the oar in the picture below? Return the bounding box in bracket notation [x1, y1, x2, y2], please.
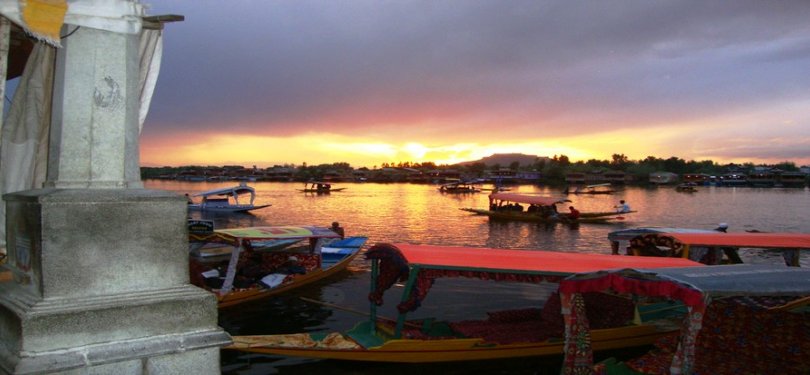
[299, 297, 421, 328]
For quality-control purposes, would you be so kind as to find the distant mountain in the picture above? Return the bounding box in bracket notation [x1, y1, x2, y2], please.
[456, 153, 549, 167]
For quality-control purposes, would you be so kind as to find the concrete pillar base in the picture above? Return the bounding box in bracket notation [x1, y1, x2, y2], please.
[0, 189, 230, 374]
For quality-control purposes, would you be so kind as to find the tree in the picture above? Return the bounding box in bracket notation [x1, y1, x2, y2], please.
[611, 153, 629, 170]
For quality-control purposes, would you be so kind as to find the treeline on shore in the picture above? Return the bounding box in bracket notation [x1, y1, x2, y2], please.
[141, 154, 808, 185]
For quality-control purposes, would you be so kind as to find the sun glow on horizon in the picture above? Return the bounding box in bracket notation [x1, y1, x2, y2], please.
[140, 121, 810, 168]
[140, 130, 655, 168]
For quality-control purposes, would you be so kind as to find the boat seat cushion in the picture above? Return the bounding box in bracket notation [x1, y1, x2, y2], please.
[246, 252, 321, 274]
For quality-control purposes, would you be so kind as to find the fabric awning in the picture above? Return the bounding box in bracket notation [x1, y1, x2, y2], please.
[664, 232, 810, 249]
[488, 192, 567, 207]
[391, 243, 703, 275]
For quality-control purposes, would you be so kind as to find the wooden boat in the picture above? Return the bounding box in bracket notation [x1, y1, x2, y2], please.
[438, 181, 481, 193]
[560, 264, 810, 374]
[188, 226, 368, 308]
[460, 192, 628, 224]
[227, 243, 702, 362]
[611, 230, 810, 267]
[607, 227, 717, 255]
[564, 183, 615, 195]
[299, 182, 347, 193]
[187, 182, 270, 213]
[674, 182, 698, 192]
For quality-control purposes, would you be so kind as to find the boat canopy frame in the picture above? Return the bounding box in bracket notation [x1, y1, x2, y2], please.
[193, 182, 257, 206]
[488, 192, 569, 207]
[647, 232, 810, 266]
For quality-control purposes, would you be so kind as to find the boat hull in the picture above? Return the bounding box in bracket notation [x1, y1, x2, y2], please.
[229, 323, 667, 363]
[216, 248, 361, 309]
[460, 208, 618, 224]
[299, 188, 347, 193]
[187, 203, 271, 213]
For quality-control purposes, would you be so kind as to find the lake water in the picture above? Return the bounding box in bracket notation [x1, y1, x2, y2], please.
[145, 180, 810, 374]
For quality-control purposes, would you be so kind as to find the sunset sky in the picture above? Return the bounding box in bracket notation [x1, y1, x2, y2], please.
[141, 1, 810, 168]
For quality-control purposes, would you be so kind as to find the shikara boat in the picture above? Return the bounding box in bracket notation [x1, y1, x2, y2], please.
[607, 227, 716, 255]
[564, 183, 615, 195]
[612, 230, 810, 266]
[188, 226, 368, 308]
[461, 192, 629, 224]
[674, 182, 698, 192]
[438, 181, 481, 193]
[299, 182, 347, 193]
[560, 264, 810, 374]
[227, 243, 702, 362]
[187, 182, 271, 213]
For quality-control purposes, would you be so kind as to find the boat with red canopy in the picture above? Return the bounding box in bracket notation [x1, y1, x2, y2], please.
[618, 231, 810, 266]
[560, 264, 810, 374]
[227, 243, 701, 363]
[461, 192, 630, 224]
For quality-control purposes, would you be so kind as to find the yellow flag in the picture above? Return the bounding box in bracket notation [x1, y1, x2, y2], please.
[20, 0, 68, 45]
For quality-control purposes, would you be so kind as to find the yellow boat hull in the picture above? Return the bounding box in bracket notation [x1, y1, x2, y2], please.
[216, 250, 360, 309]
[229, 323, 667, 363]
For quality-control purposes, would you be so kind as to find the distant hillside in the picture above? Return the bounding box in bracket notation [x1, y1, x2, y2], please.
[457, 153, 548, 167]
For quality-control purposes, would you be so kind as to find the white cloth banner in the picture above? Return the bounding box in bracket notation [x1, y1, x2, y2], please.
[0, 42, 54, 249]
[138, 28, 162, 131]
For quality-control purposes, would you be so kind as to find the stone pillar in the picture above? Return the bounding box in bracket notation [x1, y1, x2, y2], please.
[0, 23, 229, 375]
[44, 26, 142, 189]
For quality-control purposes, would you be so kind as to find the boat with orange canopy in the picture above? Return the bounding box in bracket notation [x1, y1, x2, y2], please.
[617, 231, 810, 266]
[227, 243, 701, 363]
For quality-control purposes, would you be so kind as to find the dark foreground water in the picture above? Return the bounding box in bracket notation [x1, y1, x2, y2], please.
[146, 180, 810, 374]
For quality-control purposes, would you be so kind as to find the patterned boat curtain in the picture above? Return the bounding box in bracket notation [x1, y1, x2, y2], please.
[561, 289, 708, 375]
[560, 292, 594, 375]
[668, 304, 706, 375]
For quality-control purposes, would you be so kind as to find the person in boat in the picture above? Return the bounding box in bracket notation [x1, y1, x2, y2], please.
[184, 193, 193, 204]
[712, 222, 743, 264]
[331, 221, 345, 238]
[615, 200, 631, 213]
[275, 256, 306, 275]
[567, 206, 580, 220]
[549, 204, 560, 218]
[234, 244, 265, 288]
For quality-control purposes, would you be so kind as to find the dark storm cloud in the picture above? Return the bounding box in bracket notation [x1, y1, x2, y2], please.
[143, 1, 810, 144]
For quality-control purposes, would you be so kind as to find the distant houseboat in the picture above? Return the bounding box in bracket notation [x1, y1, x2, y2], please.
[718, 173, 747, 187]
[777, 171, 808, 188]
[648, 171, 678, 185]
[682, 173, 711, 185]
